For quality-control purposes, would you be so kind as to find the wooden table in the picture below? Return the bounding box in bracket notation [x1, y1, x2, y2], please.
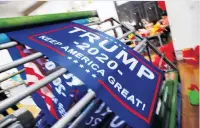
[177, 61, 199, 128]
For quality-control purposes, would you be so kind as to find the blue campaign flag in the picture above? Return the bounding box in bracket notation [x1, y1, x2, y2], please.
[81, 101, 128, 128]
[7, 22, 163, 128]
[35, 111, 51, 128]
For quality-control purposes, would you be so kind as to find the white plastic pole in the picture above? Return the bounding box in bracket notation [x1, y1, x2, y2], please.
[69, 99, 101, 128]
[0, 68, 25, 83]
[0, 68, 67, 112]
[0, 52, 43, 73]
[103, 24, 122, 32]
[0, 41, 18, 50]
[51, 90, 95, 128]
[0, 81, 25, 94]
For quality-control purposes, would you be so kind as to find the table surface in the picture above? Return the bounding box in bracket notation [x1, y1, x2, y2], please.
[177, 61, 199, 128]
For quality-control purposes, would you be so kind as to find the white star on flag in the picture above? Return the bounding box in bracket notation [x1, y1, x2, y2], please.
[73, 41, 79, 45]
[79, 64, 84, 68]
[85, 69, 90, 73]
[114, 41, 117, 44]
[68, 57, 72, 60]
[123, 47, 126, 50]
[73, 60, 78, 63]
[119, 44, 122, 47]
[92, 74, 96, 78]
[69, 94, 74, 97]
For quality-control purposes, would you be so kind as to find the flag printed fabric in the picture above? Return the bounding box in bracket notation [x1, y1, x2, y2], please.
[7, 22, 163, 128]
[81, 102, 129, 128]
[4, 20, 90, 126]
[15, 45, 60, 125]
[35, 111, 51, 128]
[7, 46, 26, 80]
[13, 45, 88, 125]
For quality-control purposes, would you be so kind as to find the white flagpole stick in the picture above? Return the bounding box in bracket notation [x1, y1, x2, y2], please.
[51, 90, 95, 128]
[0, 52, 43, 73]
[0, 41, 18, 50]
[102, 24, 122, 32]
[0, 69, 25, 83]
[69, 99, 101, 128]
[0, 68, 67, 112]
[0, 81, 25, 94]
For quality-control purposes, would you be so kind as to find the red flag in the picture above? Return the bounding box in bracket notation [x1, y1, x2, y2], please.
[157, 1, 167, 11]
